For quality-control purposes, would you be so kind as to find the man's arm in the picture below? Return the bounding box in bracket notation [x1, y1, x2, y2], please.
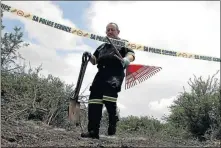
[125, 46, 135, 62]
[121, 39, 135, 62]
[90, 55, 97, 65]
[90, 43, 105, 65]
[126, 51, 135, 62]
[120, 48, 135, 68]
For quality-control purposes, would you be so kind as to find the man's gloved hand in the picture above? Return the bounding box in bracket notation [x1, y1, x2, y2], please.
[122, 57, 130, 68]
[83, 51, 92, 59]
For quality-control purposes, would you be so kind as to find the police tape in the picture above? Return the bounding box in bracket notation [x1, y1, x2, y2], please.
[1, 3, 220, 63]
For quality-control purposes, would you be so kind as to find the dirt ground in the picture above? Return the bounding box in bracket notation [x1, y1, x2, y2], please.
[0, 119, 169, 147]
[1, 119, 156, 147]
[1, 119, 220, 147]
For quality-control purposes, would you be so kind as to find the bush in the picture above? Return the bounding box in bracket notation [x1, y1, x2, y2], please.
[1, 10, 220, 146]
[167, 71, 221, 141]
[117, 115, 164, 136]
[1, 12, 88, 129]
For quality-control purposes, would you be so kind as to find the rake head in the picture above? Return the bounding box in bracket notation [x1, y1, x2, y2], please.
[125, 64, 162, 90]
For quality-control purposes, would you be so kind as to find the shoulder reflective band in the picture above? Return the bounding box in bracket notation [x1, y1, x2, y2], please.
[1, 3, 220, 63]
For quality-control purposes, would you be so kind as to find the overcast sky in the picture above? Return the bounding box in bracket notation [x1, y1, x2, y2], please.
[2, 1, 220, 121]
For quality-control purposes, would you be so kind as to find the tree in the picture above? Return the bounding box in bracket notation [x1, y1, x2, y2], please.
[167, 71, 220, 141]
[1, 11, 87, 129]
[1, 12, 29, 73]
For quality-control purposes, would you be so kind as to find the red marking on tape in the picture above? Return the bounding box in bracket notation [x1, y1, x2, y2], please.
[24, 14, 30, 17]
[182, 53, 187, 57]
[17, 10, 24, 16]
[77, 30, 83, 36]
[72, 30, 77, 33]
[11, 9, 17, 12]
[137, 46, 141, 49]
[131, 44, 136, 49]
[83, 33, 89, 37]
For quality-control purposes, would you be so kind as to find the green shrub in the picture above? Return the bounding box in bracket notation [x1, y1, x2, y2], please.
[167, 72, 220, 141]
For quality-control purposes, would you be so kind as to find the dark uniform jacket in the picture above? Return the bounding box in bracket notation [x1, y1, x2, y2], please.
[90, 39, 135, 93]
[93, 39, 135, 69]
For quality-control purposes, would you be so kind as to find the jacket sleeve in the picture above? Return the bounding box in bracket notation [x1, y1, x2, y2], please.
[93, 43, 105, 60]
[121, 39, 135, 61]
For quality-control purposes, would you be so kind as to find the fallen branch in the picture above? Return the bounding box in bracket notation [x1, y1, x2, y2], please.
[5, 107, 29, 121]
[47, 111, 55, 125]
[32, 84, 38, 110]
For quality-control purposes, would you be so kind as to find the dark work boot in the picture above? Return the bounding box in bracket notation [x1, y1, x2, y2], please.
[81, 131, 99, 139]
[108, 124, 116, 136]
[104, 101, 119, 136]
[83, 101, 103, 139]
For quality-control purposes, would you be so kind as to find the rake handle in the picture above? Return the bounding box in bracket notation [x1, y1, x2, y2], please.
[106, 37, 124, 61]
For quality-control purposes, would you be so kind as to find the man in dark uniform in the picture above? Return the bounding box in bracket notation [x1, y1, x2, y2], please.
[81, 22, 135, 139]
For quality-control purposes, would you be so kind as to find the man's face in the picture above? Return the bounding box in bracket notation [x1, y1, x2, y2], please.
[106, 23, 120, 39]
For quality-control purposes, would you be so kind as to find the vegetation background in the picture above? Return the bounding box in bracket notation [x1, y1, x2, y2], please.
[1, 11, 220, 147]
